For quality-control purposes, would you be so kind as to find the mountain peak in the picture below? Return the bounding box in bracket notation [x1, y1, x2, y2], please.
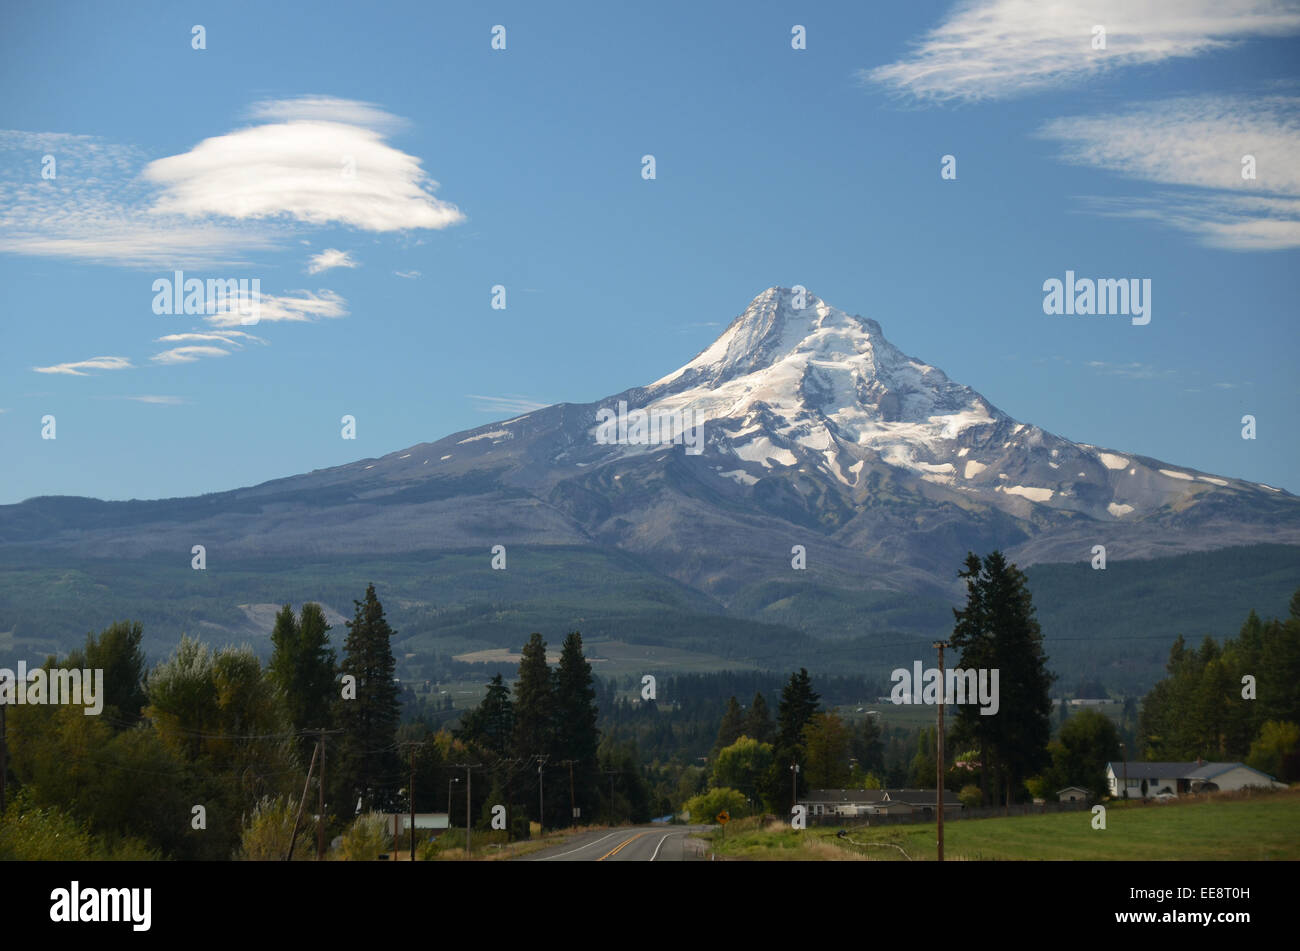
[652, 286, 887, 391]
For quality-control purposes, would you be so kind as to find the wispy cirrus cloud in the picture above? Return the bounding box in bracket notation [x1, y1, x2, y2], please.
[865, 0, 1300, 103]
[95, 394, 187, 405]
[154, 330, 266, 347]
[149, 329, 267, 365]
[467, 394, 552, 414]
[204, 289, 348, 328]
[307, 248, 358, 274]
[32, 355, 134, 376]
[1040, 95, 1300, 249]
[1085, 360, 1175, 380]
[151, 345, 232, 365]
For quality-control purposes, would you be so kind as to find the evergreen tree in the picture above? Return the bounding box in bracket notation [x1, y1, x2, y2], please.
[552, 632, 601, 825]
[851, 714, 884, 776]
[909, 726, 937, 788]
[764, 669, 821, 806]
[714, 696, 746, 755]
[512, 633, 555, 823]
[65, 620, 148, 726]
[803, 712, 853, 789]
[267, 603, 300, 703]
[950, 551, 1055, 806]
[776, 669, 820, 753]
[268, 603, 338, 761]
[297, 603, 338, 726]
[743, 691, 774, 744]
[336, 584, 402, 814]
[458, 674, 515, 757]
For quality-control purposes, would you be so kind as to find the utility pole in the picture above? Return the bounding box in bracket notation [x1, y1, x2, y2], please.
[409, 743, 417, 862]
[286, 741, 320, 861]
[790, 763, 799, 810]
[0, 702, 7, 814]
[449, 763, 481, 855]
[934, 640, 949, 862]
[1120, 742, 1129, 799]
[537, 755, 548, 832]
[563, 759, 576, 824]
[314, 728, 342, 861]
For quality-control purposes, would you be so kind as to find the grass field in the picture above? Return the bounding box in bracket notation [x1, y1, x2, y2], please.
[702, 788, 1300, 861]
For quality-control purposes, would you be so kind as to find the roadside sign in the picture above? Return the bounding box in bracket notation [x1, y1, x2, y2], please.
[716, 810, 730, 824]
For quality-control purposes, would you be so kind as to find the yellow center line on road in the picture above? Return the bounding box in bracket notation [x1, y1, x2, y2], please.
[597, 830, 652, 861]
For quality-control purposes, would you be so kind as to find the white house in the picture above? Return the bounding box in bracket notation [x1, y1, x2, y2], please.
[1182, 762, 1288, 794]
[1105, 761, 1285, 799]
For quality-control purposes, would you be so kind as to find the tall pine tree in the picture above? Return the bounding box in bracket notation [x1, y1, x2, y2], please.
[763, 669, 820, 807]
[458, 673, 515, 757]
[744, 691, 774, 744]
[336, 584, 402, 814]
[512, 633, 555, 824]
[552, 632, 601, 825]
[713, 696, 746, 755]
[268, 602, 337, 762]
[951, 551, 1054, 807]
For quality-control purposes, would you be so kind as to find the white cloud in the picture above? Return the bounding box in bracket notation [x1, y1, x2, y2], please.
[32, 356, 133, 376]
[307, 248, 358, 274]
[394, 269, 421, 279]
[96, 394, 187, 405]
[1040, 95, 1300, 249]
[154, 330, 265, 347]
[866, 0, 1300, 103]
[151, 345, 232, 365]
[0, 97, 463, 267]
[1085, 360, 1174, 380]
[143, 98, 465, 232]
[247, 96, 408, 132]
[204, 289, 348, 328]
[467, 394, 552, 414]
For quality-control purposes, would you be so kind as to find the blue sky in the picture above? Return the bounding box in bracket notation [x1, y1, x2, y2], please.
[1, 0, 1298, 504]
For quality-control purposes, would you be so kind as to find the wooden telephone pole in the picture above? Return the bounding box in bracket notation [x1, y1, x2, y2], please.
[0, 702, 7, 814]
[314, 728, 342, 860]
[409, 743, 417, 862]
[449, 763, 481, 853]
[286, 740, 320, 860]
[537, 755, 549, 832]
[562, 759, 577, 823]
[933, 641, 949, 863]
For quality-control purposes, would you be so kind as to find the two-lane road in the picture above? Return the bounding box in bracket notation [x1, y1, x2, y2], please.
[528, 825, 708, 861]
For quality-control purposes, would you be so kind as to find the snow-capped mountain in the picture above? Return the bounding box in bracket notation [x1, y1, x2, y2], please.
[2, 287, 1297, 633]
[603, 286, 1284, 526]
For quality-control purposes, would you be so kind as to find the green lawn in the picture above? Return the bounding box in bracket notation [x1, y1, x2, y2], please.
[705, 789, 1300, 860]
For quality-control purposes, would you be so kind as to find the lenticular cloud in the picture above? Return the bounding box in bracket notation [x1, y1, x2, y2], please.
[142, 97, 464, 232]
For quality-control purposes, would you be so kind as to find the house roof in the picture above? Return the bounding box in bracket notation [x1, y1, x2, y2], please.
[1056, 786, 1089, 794]
[803, 789, 887, 803]
[1106, 761, 1279, 783]
[1106, 762, 1196, 780]
[882, 789, 951, 805]
[1183, 762, 1278, 782]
